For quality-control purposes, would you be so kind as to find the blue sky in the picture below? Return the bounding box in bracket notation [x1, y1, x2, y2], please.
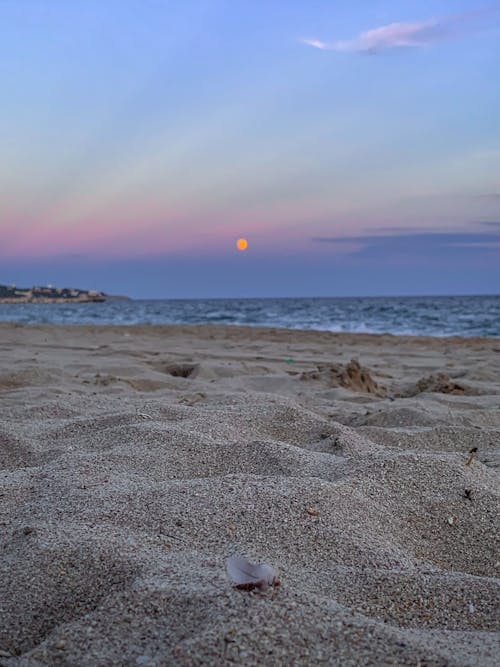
[1, 0, 499, 297]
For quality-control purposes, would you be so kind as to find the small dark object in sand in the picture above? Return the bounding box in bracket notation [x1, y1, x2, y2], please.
[463, 489, 473, 501]
[466, 447, 478, 466]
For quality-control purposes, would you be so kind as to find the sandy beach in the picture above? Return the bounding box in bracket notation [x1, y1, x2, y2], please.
[0, 322, 499, 666]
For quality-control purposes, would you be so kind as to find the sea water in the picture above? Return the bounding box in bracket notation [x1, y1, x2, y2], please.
[0, 295, 499, 337]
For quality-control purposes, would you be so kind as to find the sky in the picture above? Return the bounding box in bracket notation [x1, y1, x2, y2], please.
[1, 0, 499, 298]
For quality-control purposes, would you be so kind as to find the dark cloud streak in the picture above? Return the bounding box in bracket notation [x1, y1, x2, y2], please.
[311, 230, 500, 263]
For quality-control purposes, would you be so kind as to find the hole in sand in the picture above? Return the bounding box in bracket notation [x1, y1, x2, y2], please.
[164, 364, 198, 378]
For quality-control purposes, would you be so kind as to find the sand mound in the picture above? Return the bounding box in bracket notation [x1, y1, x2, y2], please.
[0, 431, 34, 470]
[300, 359, 386, 396]
[357, 425, 500, 464]
[348, 404, 447, 428]
[0, 538, 139, 656]
[399, 372, 480, 397]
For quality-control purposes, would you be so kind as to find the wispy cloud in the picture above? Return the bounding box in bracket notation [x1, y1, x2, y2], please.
[311, 229, 500, 260]
[301, 8, 498, 54]
[475, 194, 500, 201]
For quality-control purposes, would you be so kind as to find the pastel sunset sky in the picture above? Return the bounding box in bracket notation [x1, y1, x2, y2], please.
[1, 0, 499, 297]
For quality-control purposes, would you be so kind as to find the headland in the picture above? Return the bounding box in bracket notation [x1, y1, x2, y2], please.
[0, 283, 129, 303]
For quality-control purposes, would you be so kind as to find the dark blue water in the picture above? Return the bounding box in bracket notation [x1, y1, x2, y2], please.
[0, 295, 499, 337]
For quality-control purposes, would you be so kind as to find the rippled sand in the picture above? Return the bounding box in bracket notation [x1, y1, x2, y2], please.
[0, 323, 499, 666]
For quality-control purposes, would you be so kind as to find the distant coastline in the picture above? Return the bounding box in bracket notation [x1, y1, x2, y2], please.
[0, 283, 129, 304]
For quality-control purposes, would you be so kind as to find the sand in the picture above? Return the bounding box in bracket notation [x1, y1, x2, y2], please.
[0, 322, 499, 666]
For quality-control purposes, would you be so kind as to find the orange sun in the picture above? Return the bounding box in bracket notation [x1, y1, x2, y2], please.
[236, 238, 248, 251]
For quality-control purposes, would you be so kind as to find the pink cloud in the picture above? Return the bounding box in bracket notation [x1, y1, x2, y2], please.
[301, 20, 438, 52]
[301, 7, 498, 54]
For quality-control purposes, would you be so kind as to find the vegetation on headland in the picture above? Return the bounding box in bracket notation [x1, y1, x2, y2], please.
[0, 284, 128, 304]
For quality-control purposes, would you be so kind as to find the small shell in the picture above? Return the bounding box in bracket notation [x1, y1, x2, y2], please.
[226, 554, 277, 590]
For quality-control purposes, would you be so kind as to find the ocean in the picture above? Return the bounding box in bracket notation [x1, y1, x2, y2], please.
[0, 295, 499, 337]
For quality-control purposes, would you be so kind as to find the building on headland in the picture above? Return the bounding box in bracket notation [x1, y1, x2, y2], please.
[0, 284, 126, 303]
